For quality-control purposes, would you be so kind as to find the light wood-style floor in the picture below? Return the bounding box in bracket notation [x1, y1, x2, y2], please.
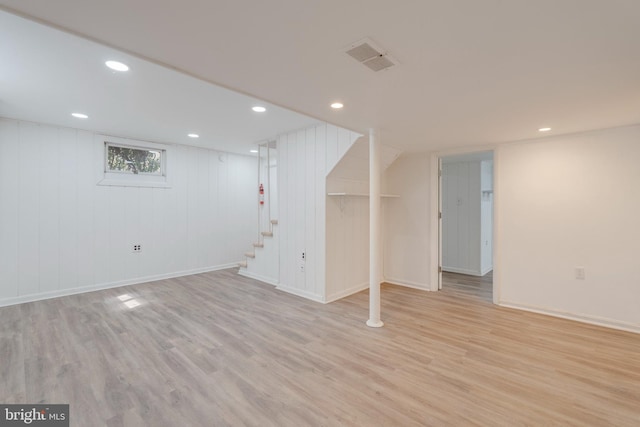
[442, 271, 493, 302]
[1, 269, 639, 426]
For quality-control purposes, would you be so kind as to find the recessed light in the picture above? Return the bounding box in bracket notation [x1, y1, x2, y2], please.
[252, 106, 266, 113]
[71, 112, 88, 119]
[250, 149, 259, 153]
[105, 60, 129, 72]
[538, 127, 551, 132]
[331, 102, 344, 109]
[188, 133, 199, 138]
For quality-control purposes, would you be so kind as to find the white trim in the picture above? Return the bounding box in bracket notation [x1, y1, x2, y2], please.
[325, 282, 369, 303]
[275, 285, 325, 303]
[499, 301, 640, 335]
[432, 149, 497, 297]
[238, 270, 279, 287]
[97, 179, 172, 188]
[0, 262, 240, 308]
[442, 266, 484, 276]
[384, 278, 431, 291]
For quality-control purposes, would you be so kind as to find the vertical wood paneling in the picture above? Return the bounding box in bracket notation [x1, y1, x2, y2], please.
[207, 151, 220, 265]
[276, 123, 363, 300]
[314, 125, 327, 299]
[278, 135, 289, 287]
[187, 147, 199, 270]
[0, 119, 20, 298]
[18, 122, 40, 296]
[58, 128, 78, 291]
[337, 127, 352, 162]
[174, 145, 190, 270]
[196, 148, 210, 268]
[294, 130, 306, 289]
[93, 134, 110, 285]
[108, 186, 126, 282]
[325, 124, 339, 173]
[138, 187, 154, 278]
[305, 127, 316, 294]
[76, 131, 95, 288]
[216, 150, 230, 263]
[286, 133, 297, 289]
[38, 126, 60, 293]
[0, 118, 258, 305]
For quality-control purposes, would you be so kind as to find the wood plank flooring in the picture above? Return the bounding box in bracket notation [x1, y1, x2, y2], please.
[442, 271, 493, 302]
[1, 268, 639, 426]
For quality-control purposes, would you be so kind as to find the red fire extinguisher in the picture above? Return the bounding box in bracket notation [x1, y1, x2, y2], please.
[259, 184, 265, 205]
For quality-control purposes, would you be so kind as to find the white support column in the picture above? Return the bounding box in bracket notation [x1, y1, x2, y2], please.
[367, 128, 384, 328]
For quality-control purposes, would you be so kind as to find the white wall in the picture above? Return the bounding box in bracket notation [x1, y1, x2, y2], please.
[496, 124, 640, 331]
[0, 118, 257, 306]
[382, 153, 431, 290]
[277, 123, 361, 302]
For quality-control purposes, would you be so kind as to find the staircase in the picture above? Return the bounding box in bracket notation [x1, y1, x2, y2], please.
[238, 141, 279, 285]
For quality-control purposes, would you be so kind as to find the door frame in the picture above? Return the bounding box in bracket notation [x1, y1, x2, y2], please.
[429, 147, 500, 304]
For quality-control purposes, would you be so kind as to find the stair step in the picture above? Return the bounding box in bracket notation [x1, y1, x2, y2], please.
[238, 261, 247, 268]
[270, 219, 278, 225]
[244, 252, 255, 258]
[253, 242, 264, 248]
[261, 231, 273, 237]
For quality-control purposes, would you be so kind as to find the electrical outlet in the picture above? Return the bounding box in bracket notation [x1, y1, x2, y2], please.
[575, 267, 585, 280]
[133, 244, 142, 253]
[301, 251, 306, 261]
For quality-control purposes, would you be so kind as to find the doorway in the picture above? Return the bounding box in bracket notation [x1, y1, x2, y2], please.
[438, 151, 494, 302]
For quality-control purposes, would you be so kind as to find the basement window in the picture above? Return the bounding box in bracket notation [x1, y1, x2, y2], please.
[99, 139, 171, 188]
[106, 143, 164, 175]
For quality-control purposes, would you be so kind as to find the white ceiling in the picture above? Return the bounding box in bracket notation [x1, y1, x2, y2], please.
[1, 1, 640, 153]
[0, 10, 320, 154]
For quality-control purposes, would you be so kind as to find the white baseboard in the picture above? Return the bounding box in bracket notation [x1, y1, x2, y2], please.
[442, 266, 484, 276]
[499, 301, 640, 335]
[238, 269, 279, 287]
[383, 277, 431, 291]
[325, 282, 369, 303]
[0, 262, 240, 308]
[275, 285, 325, 304]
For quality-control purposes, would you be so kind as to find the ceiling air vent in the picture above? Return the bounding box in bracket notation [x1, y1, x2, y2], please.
[344, 38, 397, 72]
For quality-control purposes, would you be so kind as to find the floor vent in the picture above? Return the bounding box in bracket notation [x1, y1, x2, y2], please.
[344, 38, 397, 72]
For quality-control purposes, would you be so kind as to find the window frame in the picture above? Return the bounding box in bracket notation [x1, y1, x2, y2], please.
[104, 142, 166, 177]
[97, 136, 172, 188]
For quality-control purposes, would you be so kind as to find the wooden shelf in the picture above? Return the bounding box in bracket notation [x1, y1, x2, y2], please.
[327, 192, 400, 198]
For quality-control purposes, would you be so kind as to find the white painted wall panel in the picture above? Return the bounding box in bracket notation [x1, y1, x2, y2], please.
[294, 130, 306, 291]
[18, 122, 40, 296]
[58, 128, 79, 291]
[314, 125, 327, 297]
[325, 124, 339, 173]
[0, 117, 257, 306]
[275, 123, 362, 302]
[39, 126, 60, 293]
[76, 130, 95, 288]
[0, 119, 20, 299]
[278, 134, 290, 288]
[304, 127, 316, 295]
